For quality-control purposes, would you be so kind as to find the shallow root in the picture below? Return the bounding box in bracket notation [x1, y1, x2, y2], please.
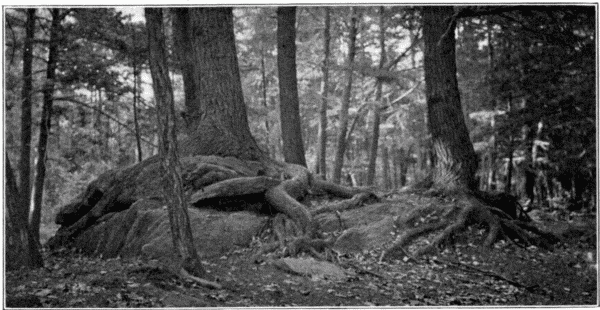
[381, 191, 558, 261]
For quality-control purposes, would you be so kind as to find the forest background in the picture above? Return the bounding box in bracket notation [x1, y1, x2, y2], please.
[4, 5, 595, 245]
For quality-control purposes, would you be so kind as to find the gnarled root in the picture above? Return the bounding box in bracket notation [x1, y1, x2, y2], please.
[381, 191, 558, 261]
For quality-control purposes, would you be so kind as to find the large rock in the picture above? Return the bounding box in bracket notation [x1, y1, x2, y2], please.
[71, 198, 268, 259]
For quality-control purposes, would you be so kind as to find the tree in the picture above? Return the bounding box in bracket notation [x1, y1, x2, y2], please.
[277, 6, 307, 167]
[30, 8, 62, 244]
[315, 7, 331, 178]
[6, 8, 44, 270]
[423, 6, 478, 191]
[145, 8, 219, 288]
[332, 7, 360, 184]
[172, 8, 263, 160]
[366, 6, 387, 186]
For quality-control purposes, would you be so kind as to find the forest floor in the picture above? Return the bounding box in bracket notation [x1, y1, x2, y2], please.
[5, 207, 598, 307]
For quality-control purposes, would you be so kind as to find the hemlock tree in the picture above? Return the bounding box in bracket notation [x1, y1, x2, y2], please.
[423, 6, 479, 191]
[276, 6, 307, 167]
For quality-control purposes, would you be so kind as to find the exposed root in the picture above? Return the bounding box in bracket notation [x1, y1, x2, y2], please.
[381, 191, 559, 261]
[311, 192, 379, 215]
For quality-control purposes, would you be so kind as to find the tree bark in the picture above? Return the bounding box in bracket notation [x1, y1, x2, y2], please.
[277, 7, 307, 167]
[332, 7, 359, 184]
[172, 8, 263, 160]
[315, 7, 331, 178]
[366, 6, 386, 186]
[422, 6, 478, 191]
[31, 8, 61, 243]
[146, 8, 208, 279]
[132, 27, 143, 163]
[6, 154, 43, 270]
[19, 8, 36, 223]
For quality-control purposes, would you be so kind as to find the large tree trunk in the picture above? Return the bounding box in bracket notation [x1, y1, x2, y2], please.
[172, 8, 263, 160]
[19, 8, 36, 224]
[332, 7, 359, 184]
[146, 8, 212, 283]
[366, 6, 386, 186]
[31, 8, 61, 243]
[276, 7, 307, 167]
[315, 7, 331, 178]
[422, 6, 478, 191]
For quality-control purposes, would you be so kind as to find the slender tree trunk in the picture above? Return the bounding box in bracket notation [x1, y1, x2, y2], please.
[172, 8, 263, 160]
[316, 7, 331, 178]
[366, 6, 386, 186]
[146, 8, 208, 279]
[277, 6, 307, 166]
[382, 146, 391, 190]
[332, 7, 359, 184]
[132, 30, 143, 162]
[260, 49, 272, 155]
[422, 6, 478, 191]
[6, 154, 43, 270]
[31, 8, 61, 243]
[19, 8, 36, 223]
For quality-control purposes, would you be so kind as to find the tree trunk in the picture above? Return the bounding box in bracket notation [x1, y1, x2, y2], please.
[277, 7, 307, 166]
[31, 8, 61, 243]
[366, 6, 386, 186]
[19, 8, 36, 223]
[315, 7, 331, 178]
[132, 28, 143, 163]
[423, 6, 478, 191]
[6, 154, 43, 270]
[332, 7, 359, 184]
[172, 8, 263, 160]
[146, 8, 208, 279]
[260, 48, 272, 155]
[382, 146, 391, 190]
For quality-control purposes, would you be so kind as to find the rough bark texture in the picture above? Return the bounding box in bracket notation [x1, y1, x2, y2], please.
[315, 7, 331, 178]
[172, 8, 263, 161]
[146, 8, 208, 280]
[332, 7, 359, 184]
[31, 8, 60, 243]
[277, 6, 307, 167]
[423, 6, 478, 191]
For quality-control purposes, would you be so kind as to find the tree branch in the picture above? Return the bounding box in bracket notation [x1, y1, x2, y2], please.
[53, 95, 157, 147]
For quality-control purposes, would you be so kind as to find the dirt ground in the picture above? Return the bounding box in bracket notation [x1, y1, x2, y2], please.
[5, 218, 597, 308]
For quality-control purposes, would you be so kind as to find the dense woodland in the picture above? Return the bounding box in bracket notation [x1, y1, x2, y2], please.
[4, 6, 597, 307]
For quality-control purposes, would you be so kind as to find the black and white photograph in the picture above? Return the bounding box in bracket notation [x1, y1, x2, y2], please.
[3, 4, 597, 307]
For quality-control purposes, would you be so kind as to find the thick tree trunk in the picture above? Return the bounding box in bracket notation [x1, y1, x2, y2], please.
[19, 8, 36, 223]
[277, 7, 307, 167]
[146, 8, 208, 280]
[332, 7, 359, 184]
[423, 6, 478, 191]
[172, 8, 263, 160]
[31, 8, 61, 243]
[315, 7, 331, 178]
[366, 7, 386, 186]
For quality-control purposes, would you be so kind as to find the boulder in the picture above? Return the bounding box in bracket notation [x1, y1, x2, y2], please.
[70, 198, 268, 259]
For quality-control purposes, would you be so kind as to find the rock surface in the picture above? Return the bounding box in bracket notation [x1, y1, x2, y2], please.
[273, 257, 347, 281]
[70, 198, 268, 259]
